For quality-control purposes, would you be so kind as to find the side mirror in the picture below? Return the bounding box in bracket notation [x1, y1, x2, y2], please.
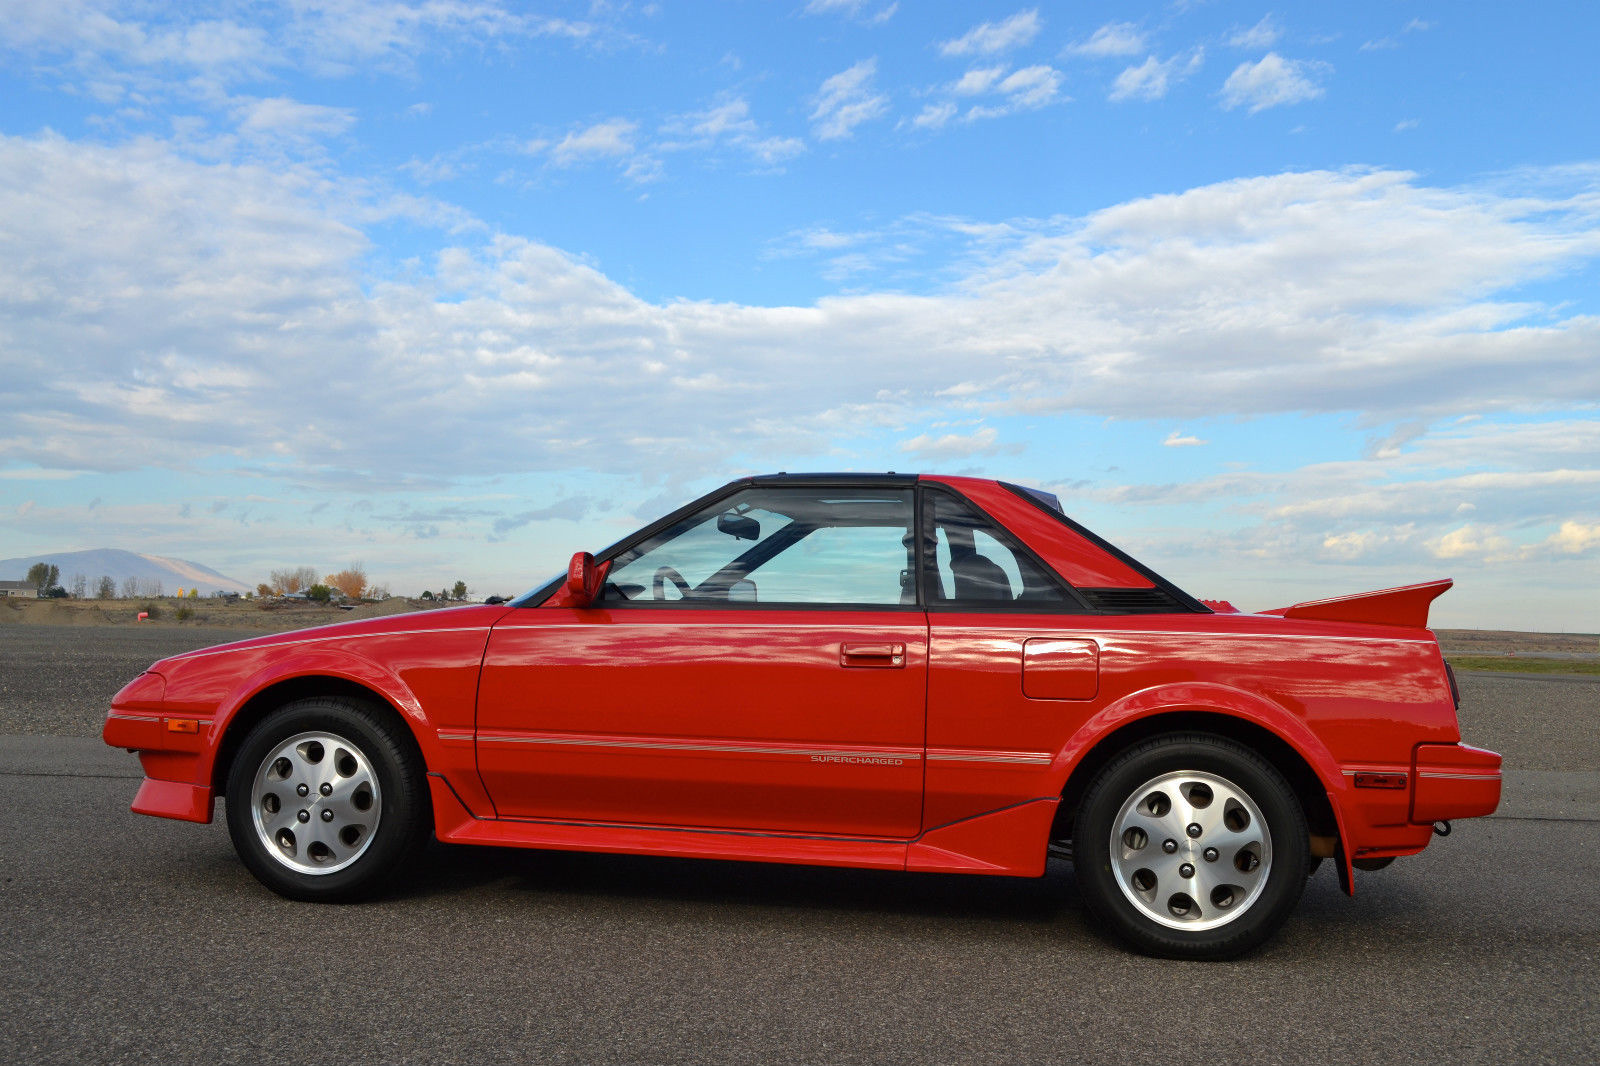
[717, 512, 761, 541]
[566, 551, 600, 607]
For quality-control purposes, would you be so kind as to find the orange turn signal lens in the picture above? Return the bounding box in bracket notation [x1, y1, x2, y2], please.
[166, 718, 199, 734]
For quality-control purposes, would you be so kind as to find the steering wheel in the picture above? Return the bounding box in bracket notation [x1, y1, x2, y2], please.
[652, 565, 691, 601]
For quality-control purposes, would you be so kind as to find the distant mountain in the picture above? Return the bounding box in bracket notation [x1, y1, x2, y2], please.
[0, 548, 251, 596]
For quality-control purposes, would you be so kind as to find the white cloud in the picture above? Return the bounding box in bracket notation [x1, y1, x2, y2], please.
[1221, 53, 1330, 112]
[1163, 431, 1207, 447]
[1110, 50, 1204, 102]
[551, 119, 638, 165]
[0, 0, 560, 85]
[898, 427, 1006, 460]
[1321, 530, 1386, 559]
[804, 0, 897, 25]
[996, 65, 1062, 108]
[939, 10, 1041, 57]
[810, 59, 891, 140]
[954, 66, 1007, 95]
[1427, 524, 1514, 560]
[932, 64, 1063, 123]
[661, 98, 806, 166]
[910, 103, 957, 130]
[1067, 22, 1146, 58]
[1394, 118, 1419, 133]
[233, 96, 355, 141]
[1547, 520, 1600, 554]
[1228, 16, 1281, 49]
[5, 136, 1600, 507]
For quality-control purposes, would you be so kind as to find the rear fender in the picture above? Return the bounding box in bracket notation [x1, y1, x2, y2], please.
[1050, 681, 1352, 865]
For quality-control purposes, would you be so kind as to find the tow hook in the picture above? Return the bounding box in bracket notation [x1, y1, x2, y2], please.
[1433, 820, 1452, 837]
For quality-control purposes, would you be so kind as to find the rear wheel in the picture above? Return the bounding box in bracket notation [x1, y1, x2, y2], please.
[224, 697, 429, 901]
[1074, 733, 1309, 959]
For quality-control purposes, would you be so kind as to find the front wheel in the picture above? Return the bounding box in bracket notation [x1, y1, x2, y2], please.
[1074, 734, 1309, 959]
[225, 697, 429, 901]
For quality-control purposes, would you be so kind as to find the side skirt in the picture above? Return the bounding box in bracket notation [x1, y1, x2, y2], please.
[427, 774, 1058, 876]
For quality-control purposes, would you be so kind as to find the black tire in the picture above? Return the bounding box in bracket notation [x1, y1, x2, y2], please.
[1073, 733, 1309, 960]
[224, 696, 430, 902]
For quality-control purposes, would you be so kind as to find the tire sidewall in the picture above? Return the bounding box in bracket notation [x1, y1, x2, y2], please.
[225, 697, 426, 901]
[1075, 734, 1309, 959]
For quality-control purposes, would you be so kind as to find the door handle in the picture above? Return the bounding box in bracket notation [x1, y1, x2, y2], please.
[840, 643, 906, 668]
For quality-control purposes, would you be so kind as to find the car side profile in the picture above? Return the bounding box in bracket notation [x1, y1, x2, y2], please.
[103, 473, 1501, 958]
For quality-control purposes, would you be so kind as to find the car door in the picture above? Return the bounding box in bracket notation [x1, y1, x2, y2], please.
[475, 483, 928, 838]
[919, 485, 1100, 830]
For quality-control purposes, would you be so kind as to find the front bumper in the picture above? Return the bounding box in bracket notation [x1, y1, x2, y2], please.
[103, 702, 216, 824]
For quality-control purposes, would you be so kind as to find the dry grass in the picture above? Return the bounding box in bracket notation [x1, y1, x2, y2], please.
[0, 594, 444, 632]
[1445, 655, 1600, 676]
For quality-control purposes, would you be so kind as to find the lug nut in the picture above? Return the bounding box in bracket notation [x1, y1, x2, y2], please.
[296, 784, 309, 797]
[1163, 839, 1178, 854]
[320, 783, 333, 796]
[321, 809, 334, 822]
[297, 809, 310, 823]
[1204, 847, 1219, 862]
[1179, 863, 1195, 879]
[1186, 823, 1203, 838]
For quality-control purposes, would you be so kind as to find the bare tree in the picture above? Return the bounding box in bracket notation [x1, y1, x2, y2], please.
[121, 575, 140, 598]
[96, 575, 116, 599]
[267, 567, 320, 595]
[70, 573, 87, 599]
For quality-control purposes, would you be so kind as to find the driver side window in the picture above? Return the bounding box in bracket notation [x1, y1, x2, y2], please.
[601, 487, 915, 607]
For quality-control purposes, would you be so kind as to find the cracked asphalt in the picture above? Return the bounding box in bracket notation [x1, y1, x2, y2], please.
[1, 626, 1597, 1064]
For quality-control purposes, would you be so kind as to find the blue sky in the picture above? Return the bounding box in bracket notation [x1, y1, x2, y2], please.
[2, 1, 1598, 629]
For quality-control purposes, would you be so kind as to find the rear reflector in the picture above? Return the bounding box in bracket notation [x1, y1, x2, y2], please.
[1354, 772, 1408, 790]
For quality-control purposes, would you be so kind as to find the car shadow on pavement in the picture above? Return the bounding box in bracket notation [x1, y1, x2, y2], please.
[405, 840, 1082, 926]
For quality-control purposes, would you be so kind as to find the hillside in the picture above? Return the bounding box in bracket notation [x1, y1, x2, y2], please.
[0, 548, 251, 596]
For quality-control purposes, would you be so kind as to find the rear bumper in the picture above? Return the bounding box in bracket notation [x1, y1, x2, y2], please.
[1412, 743, 1502, 823]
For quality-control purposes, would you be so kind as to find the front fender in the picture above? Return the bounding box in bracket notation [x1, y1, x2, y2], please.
[159, 626, 493, 810]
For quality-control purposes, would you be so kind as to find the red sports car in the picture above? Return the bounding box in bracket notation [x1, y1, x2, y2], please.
[104, 474, 1501, 958]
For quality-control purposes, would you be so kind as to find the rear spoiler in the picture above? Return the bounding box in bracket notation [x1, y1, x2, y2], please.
[1264, 578, 1452, 629]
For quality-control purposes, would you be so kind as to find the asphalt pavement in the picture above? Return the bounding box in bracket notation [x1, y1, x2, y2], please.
[2, 626, 1597, 1064]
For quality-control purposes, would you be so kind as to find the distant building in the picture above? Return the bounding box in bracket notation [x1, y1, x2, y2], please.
[0, 580, 38, 598]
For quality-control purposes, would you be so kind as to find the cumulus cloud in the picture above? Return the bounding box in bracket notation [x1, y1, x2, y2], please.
[939, 10, 1041, 57]
[1163, 431, 1207, 447]
[898, 427, 1009, 461]
[1228, 16, 1281, 49]
[1547, 520, 1600, 554]
[551, 119, 638, 165]
[804, 0, 897, 25]
[660, 98, 805, 166]
[1066, 22, 1146, 58]
[1427, 524, 1514, 560]
[5, 135, 1600, 506]
[927, 63, 1063, 123]
[810, 59, 891, 140]
[0, 0, 574, 85]
[910, 102, 957, 130]
[1221, 53, 1330, 112]
[233, 96, 355, 141]
[1110, 50, 1204, 102]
